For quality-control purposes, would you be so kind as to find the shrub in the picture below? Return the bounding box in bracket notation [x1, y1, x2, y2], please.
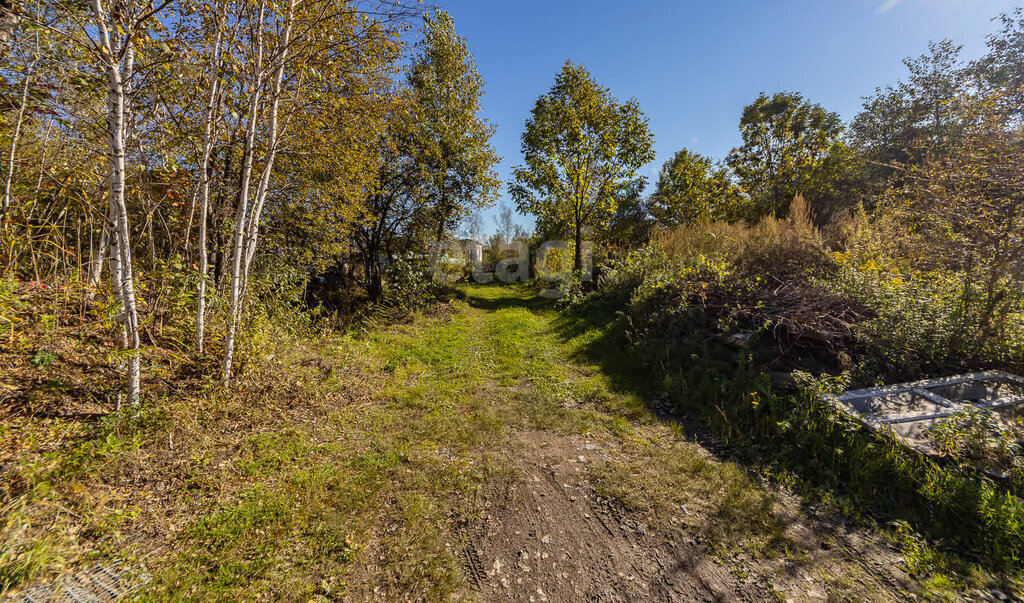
[928, 407, 1023, 475]
[29, 350, 58, 369]
[597, 204, 862, 373]
[583, 199, 1024, 572]
[825, 261, 1024, 376]
[384, 257, 435, 310]
[825, 209, 1024, 377]
[598, 245, 668, 305]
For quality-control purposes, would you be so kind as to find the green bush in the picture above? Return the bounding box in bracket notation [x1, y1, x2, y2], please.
[384, 257, 435, 310]
[29, 350, 59, 369]
[825, 254, 1024, 378]
[584, 210, 1024, 573]
[665, 354, 1024, 571]
[928, 407, 1023, 476]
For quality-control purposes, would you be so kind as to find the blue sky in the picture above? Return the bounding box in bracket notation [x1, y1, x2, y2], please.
[433, 0, 1020, 234]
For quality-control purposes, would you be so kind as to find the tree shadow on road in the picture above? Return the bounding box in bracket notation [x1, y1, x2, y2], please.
[550, 294, 662, 400]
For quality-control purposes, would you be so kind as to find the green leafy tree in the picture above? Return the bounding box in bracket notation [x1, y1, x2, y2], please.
[851, 40, 970, 174]
[511, 60, 654, 271]
[353, 94, 426, 302]
[408, 10, 500, 242]
[263, 5, 405, 277]
[881, 97, 1024, 341]
[975, 9, 1024, 126]
[603, 177, 652, 250]
[727, 91, 844, 219]
[650, 149, 746, 226]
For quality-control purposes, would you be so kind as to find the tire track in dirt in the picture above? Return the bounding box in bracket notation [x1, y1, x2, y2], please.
[463, 431, 770, 602]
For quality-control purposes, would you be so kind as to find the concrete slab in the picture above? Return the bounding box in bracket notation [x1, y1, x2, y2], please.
[828, 371, 1024, 471]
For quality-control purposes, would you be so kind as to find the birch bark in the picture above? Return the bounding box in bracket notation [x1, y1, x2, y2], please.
[196, 13, 225, 354]
[92, 0, 141, 405]
[1, 40, 36, 228]
[221, 0, 267, 384]
[223, 0, 295, 384]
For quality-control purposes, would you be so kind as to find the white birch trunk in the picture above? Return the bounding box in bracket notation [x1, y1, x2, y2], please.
[1, 33, 37, 228]
[92, 0, 141, 406]
[87, 200, 112, 297]
[242, 0, 294, 277]
[196, 17, 225, 355]
[221, 0, 267, 384]
[222, 0, 295, 385]
[107, 202, 122, 312]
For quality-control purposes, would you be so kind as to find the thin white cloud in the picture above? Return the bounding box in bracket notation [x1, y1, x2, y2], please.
[876, 0, 902, 14]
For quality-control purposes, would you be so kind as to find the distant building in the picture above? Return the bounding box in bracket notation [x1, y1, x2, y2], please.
[460, 239, 484, 267]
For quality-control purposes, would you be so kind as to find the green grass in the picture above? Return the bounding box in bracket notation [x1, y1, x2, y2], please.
[1, 282, 966, 599]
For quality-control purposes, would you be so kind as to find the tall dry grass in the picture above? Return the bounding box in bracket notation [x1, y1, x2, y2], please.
[657, 194, 827, 277]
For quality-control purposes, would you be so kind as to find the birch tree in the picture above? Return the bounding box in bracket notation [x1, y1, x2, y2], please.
[221, 0, 277, 384]
[0, 0, 19, 59]
[221, 0, 418, 382]
[85, 0, 170, 405]
[1, 28, 38, 229]
[194, 3, 232, 354]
